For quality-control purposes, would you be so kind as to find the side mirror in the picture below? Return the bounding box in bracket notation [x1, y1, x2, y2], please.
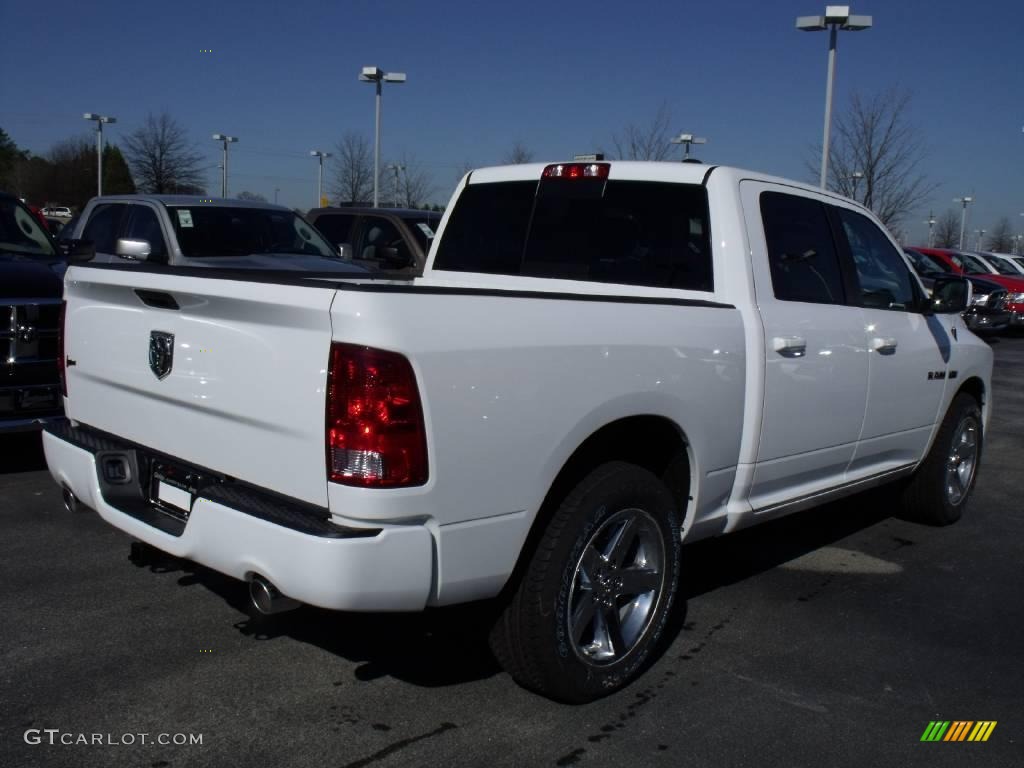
[929, 276, 972, 314]
[338, 243, 354, 261]
[66, 239, 96, 263]
[115, 238, 151, 261]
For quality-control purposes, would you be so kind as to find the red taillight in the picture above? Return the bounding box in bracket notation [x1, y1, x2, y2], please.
[326, 343, 427, 487]
[58, 300, 67, 397]
[542, 162, 610, 179]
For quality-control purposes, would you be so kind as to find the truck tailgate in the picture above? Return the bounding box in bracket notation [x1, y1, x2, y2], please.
[63, 266, 336, 507]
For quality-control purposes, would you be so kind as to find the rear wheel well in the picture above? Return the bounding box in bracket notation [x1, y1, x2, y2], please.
[501, 416, 690, 596]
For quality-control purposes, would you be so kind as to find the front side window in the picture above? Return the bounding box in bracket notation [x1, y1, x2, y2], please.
[124, 205, 168, 261]
[952, 252, 993, 274]
[358, 217, 413, 268]
[836, 208, 915, 310]
[434, 178, 713, 291]
[904, 248, 952, 275]
[983, 255, 1021, 276]
[166, 206, 338, 259]
[81, 203, 127, 254]
[760, 192, 845, 305]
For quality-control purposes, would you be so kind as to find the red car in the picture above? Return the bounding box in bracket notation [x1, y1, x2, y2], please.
[913, 247, 1024, 328]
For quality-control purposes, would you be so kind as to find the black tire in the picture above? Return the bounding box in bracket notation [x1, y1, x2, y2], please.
[902, 393, 983, 526]
[489, 461, 681, 703]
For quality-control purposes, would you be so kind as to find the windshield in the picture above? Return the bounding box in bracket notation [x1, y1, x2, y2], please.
[904, 248, 952, 274]
[0, 198, 57, 258]
[166, 205, 341, 259]
[953, 252, 993, 274]
[405, 215, 440, 253]
[983, 254, 1023, 276]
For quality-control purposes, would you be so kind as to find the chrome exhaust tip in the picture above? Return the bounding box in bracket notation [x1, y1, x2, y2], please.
[249, 575, 301, 615]
[62, 487, 79, 513]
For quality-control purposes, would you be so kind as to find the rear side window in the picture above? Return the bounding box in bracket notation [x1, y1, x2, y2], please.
[760, 192, 845, 305]
[312, 213, 355, 246]
[434, 179, 713, 291]
[81, 203, 127, 254]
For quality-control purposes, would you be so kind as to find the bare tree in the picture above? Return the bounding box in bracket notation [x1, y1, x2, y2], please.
[388, 152, 437, 208]
[610, 103, 674, 161]
[502, 141, 534, 165]
[236, 190, 267, 202]
[985, 217, 1014, 252]
[331, 132, 373, 204]
[815, 89, 937, 229]
[123, 112, 205, 193]
[933, 210, 960, 248]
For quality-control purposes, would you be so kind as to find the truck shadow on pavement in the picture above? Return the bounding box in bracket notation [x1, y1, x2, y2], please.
[680, 491, 901, 601]
[126, 488, 910, 692]
[128, 540, 502, 688]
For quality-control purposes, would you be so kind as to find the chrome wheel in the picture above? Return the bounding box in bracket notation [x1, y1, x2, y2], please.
[945, 416, 979, 506]
[568, 508, 666, 666]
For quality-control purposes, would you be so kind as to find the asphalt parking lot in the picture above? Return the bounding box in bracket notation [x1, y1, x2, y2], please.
[2, 337, 1022, 768]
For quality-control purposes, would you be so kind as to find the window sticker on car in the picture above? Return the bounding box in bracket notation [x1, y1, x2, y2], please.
[417, 222, 435, 239]
[177, 209, 194, 228]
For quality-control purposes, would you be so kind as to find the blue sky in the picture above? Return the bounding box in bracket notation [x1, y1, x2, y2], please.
[1, 0, 1021, 243]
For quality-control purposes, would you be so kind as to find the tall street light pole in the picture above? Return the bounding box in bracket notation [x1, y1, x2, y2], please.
[954, 196, 974, 250]
[797, 7, 872, 189]
[211, 134, 238, 197]
[310, 150, 332, 208]
[83, 113, 116, 197]
[359, 66, 406, 208]
[669, 133, 707, 161]
[926, 210, 936, 247]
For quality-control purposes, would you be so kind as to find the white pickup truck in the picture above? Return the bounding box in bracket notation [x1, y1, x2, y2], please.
[44, 161, 992, 702]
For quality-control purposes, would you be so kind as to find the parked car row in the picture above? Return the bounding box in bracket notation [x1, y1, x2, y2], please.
[904, 246, 1024, 334]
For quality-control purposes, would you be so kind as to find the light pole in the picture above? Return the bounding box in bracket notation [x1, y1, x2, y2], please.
[386, 163, 405, 205]
[925, 210, 937, 247]
[797, 7, 873, 189]
[954, 196, 974, 250]
[359, 66, 406, 208]
[669, 133, 707, 161]
[974, 229, 986, 251]
[83, 113, 116, 197]
[310, 150, 332, 208]
[274, 188, 280, 205]
[211, 134, 238, 197]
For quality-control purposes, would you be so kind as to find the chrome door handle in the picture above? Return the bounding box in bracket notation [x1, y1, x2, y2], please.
[872, 337, 898, 355]
[772, 336, 806, 358]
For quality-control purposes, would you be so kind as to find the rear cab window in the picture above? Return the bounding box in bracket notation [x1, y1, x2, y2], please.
[433, 174, 713, 291]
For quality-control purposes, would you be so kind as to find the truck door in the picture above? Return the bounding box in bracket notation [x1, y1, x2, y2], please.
[740, 183, 869, 511]
[830, 205, 948, 472]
